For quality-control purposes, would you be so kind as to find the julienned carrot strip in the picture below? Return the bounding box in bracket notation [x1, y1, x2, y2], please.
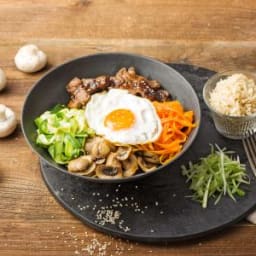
[137, 100, 196, 164]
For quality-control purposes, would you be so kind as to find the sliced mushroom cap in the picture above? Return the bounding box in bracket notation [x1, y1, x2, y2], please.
[106, 152, 122, 168]
[122, 154, 138, 177]
[75, 162, 96, 176]
[85, 136, 112, 159]
[137, 156, 158, 173]
[97, 140, 112, 157]
[94, 157, 106, 165]
[84, 136, 101, 154]
[116, 146, 132, 161]
[96, 165, 122, 179]
[92, 139, 111, 159]
[108, 142, 117, 152]
[68, 155, 93, 172]
[138, 151, 160, 164]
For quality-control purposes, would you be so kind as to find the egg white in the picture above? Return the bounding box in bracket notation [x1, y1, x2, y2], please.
[85, 89, 162, 145]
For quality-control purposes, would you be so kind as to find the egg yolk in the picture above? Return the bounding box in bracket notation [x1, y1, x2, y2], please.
[104, 109, 135, 130]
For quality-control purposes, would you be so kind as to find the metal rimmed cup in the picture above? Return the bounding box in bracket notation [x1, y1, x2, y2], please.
[203, 70, 256, 140]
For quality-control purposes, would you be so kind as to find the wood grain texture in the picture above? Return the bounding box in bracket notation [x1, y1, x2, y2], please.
[0, 0, 256, 255]
[0, 0, 256, 40]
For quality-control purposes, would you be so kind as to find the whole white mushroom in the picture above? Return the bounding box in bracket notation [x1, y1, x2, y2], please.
[0, 68, 7, 91]
[14, 44, 47, 73]
[247, 210, 256, 224]
[0, 104, 17, 138]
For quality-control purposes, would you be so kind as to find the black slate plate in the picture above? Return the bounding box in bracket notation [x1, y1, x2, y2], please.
[40, 64, 256, 242]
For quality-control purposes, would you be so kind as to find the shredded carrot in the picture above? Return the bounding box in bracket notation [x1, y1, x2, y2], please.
[137, 100, 196, 164]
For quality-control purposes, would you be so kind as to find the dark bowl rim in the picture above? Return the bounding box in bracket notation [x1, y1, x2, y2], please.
[21, 52, 201, 183]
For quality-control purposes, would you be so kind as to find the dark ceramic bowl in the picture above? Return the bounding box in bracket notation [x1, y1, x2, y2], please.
[22, 53, 201, 183]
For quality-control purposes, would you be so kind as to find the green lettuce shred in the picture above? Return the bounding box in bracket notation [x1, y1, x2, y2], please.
[181, 145, 250, 208]
[34, 104, 94, 164]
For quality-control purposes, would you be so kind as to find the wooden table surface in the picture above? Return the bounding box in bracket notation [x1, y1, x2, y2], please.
[1, 0, 256, 255]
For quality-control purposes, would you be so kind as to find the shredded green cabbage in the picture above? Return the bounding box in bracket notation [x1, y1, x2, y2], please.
[34, 104, 94, 164]
[181, 145, 250, 208]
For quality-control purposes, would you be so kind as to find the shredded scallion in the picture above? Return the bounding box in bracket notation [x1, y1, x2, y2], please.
[181, 145, 249, 208]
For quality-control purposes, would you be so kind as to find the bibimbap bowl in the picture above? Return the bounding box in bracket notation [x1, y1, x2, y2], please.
[22, 53, 201, 183]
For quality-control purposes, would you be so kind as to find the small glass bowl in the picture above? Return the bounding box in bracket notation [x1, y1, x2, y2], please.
[203, 70, 256, 140]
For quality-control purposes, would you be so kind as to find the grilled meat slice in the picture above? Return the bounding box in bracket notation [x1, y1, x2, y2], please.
[66, 67, 170, 109]
[68, 86, 90, 108]
[81, 76, 110, 94]
[67, 76, 110, 108]
[66, 77, 83, 94]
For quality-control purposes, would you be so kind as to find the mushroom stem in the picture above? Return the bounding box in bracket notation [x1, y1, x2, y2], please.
[0, 105, 6, 122]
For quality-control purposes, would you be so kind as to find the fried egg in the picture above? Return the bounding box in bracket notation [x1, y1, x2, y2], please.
[85, 89, 162, 145]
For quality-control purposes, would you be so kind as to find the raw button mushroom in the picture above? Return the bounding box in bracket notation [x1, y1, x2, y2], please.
[247, 210, 256, 224]
[14, 44, 47, 73]
[0, 68, 6, 91]
[0, 104, 17, 138]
